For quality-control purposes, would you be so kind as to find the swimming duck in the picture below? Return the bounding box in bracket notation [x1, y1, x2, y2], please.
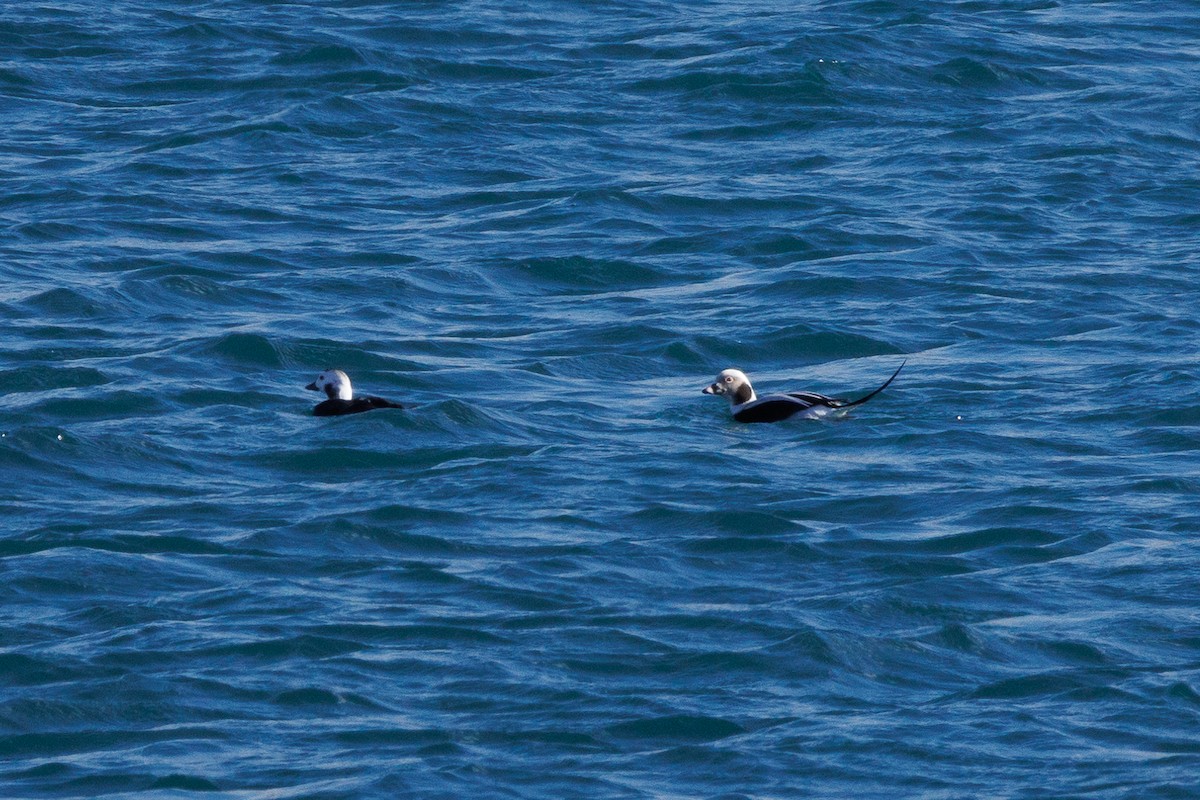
[305, 369, 404, 417]
[703, 361, 904, 423]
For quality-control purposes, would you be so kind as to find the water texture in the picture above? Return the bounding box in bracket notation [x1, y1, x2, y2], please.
[3, 1, 1200, 797]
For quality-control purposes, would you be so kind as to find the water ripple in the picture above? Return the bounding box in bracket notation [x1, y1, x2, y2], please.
[3, 1, 1200, 798]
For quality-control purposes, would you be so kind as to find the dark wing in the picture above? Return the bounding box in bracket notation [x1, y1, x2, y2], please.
[733, 396, 816, 423]
[361, 395, 404, 410]
[787, 391, 839, 406]
[313, 397, 403, 416]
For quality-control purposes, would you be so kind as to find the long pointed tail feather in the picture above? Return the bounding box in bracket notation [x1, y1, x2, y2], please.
[834, 360, 906, 409]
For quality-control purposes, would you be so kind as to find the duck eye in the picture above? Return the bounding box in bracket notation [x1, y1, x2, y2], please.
[724, 376, 733, 382]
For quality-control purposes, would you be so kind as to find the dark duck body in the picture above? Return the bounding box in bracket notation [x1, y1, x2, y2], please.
[305, 369, 404, 417]
[703, 361, 904, 423]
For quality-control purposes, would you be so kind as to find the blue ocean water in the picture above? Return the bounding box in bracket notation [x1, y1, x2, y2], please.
[4, 0, 1200, 796]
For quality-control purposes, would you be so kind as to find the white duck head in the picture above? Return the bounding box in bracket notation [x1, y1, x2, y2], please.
[305, 369, 353, 401]
[702, 369, 756, 406]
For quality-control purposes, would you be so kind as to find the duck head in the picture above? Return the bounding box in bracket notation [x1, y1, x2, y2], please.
[702, 369, 756, 406]
[306, 369, 353, 401]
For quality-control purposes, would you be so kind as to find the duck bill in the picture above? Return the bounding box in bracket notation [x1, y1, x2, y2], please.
[305, 382, 318, 391]
[702, 383, 720, 395]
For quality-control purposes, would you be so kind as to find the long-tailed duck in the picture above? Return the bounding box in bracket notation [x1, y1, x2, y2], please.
[703, 361, 904, 423]
[305, 369, 404, 417]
